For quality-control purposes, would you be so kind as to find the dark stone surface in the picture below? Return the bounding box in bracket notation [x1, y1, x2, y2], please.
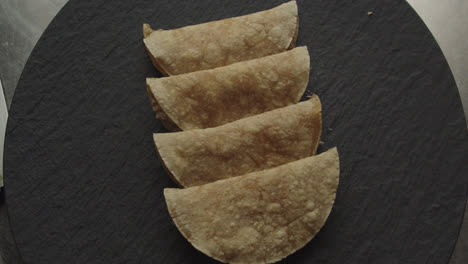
[4, 0, 468, 263]
[0, 191, 21, 264]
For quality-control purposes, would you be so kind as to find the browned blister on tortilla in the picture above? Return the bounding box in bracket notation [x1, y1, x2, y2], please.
[154, 97, 322, 187]
[143, 1, 299, 75]
[164, 148, 339, 264]
[147, 47, 310, 130]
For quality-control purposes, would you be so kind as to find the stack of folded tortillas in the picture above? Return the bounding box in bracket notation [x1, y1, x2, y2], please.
[143, 1, 339, 263]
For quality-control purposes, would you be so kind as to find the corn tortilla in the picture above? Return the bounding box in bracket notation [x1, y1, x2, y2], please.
[164, 148, 339, 264]
[147, 47, 310, 130]
[143, 1, 299, 75]
[154, 97, 322, 187]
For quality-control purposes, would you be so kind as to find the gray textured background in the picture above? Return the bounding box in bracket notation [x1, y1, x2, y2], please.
[0, 0, 466, 263]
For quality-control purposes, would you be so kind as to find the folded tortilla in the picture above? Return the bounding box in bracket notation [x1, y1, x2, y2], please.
[154, 96, 321, 187]
[164, 148, 339, 264]
[147, 47, 310, 131]
[143, 1, 299, 76]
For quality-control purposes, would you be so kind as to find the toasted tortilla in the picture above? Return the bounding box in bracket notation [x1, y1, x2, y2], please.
[154, 97, 322, 187]
[143, 1, 299, 76]
[164, 148, 339, 264]
[147, 47, 310, 131]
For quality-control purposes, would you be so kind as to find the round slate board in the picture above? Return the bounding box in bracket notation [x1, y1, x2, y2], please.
[4, 0, 468, 263]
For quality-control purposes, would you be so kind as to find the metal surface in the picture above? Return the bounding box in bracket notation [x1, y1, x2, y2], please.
[0, 0, 68, 108]
[408, 0, 468, 122]
[0, 81, 7, 187]
[0, 0, 466, 263]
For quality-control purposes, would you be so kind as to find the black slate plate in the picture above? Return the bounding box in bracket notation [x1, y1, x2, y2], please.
[4, 0, 468, 263]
